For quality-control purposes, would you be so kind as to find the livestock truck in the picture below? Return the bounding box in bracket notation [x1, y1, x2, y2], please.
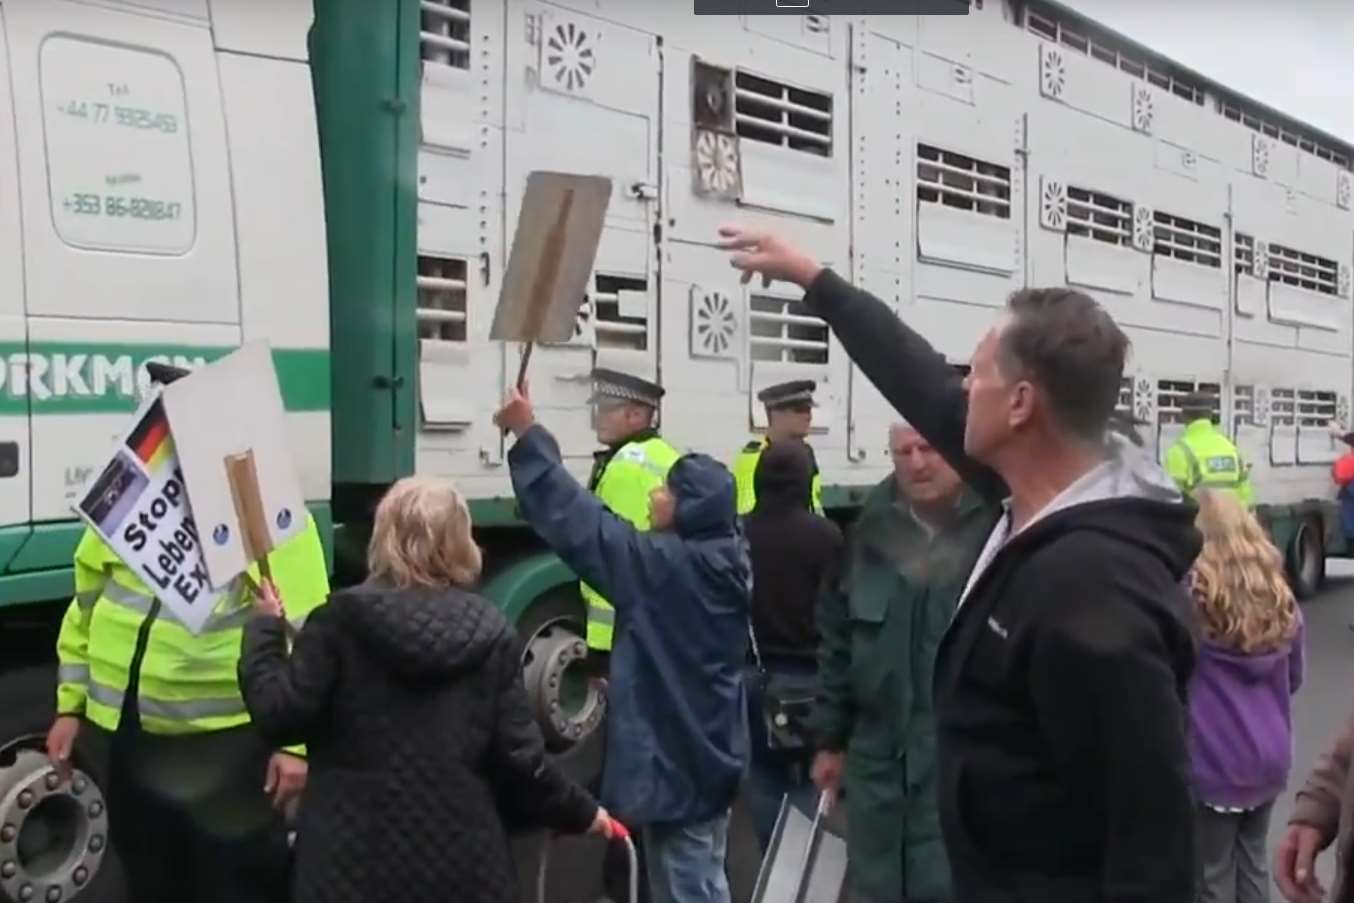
[1, 0, 1351, 900]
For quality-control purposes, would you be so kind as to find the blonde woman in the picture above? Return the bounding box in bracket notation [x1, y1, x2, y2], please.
[238, 477, 615, 903]
[1189, 489, 1305, 903]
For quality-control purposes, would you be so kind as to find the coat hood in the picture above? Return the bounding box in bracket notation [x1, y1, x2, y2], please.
[751, 440, 814, 513]
[670, 453, 738, 539]
[1023, 430, 1202, 580]
[1197, 639, 1294, 684]
[332, 581, 508, 682]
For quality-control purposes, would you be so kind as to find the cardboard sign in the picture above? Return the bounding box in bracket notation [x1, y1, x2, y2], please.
[75, 393, 226, 633]
[490, 171, 613, 345]
[162, 342, 305, 590]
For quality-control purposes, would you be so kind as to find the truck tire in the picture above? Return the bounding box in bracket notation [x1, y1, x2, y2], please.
[0, 667, 125, 903]
[514, 588, 606, 789]
[1289, 518, 1326, 600]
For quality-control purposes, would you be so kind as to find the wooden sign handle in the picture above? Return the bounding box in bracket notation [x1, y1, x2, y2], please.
[224, 450, 273, 582]
[515, 342, 534, 390]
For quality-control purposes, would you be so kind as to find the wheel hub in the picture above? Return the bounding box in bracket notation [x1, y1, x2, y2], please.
[522, 624, 606, 748]
[0, 750, 107, 903]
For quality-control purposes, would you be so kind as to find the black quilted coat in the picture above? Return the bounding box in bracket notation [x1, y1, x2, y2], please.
[238, 581, 598, 903]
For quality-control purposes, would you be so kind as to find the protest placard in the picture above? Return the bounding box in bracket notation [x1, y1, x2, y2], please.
[491, 171, 613, 387]
[75, 393, 226, 633]
[162, 342, 306, 590]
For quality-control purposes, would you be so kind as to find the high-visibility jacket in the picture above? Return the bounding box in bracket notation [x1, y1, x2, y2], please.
[56, 513, 330, 737]
[581, 434, 681, 651]
[733, 437, 824, 516]
[1165, 418, 1256, 509]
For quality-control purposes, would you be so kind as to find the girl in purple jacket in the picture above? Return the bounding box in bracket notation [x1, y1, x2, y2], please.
[1189, 488, 1305, 903]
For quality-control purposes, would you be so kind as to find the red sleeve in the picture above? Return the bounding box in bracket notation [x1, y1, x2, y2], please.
[1332, 455, 1354, 487]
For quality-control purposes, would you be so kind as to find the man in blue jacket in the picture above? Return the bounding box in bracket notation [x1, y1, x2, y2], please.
[495, 384, 749, 903]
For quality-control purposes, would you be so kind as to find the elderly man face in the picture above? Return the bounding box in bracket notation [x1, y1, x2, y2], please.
[890, 423, 964, 510]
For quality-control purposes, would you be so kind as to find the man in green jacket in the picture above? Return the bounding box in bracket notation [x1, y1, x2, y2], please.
[812, 422, 993, 903]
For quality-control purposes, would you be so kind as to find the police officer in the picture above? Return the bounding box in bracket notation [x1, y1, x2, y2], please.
[734, 380, 824, 515]
[582, 368, 681, 655]
[584, 367, 679, 903]
[45, 362, 331, 903]
[1165, 391, 1255, 508]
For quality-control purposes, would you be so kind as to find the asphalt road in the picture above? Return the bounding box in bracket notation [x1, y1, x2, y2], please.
[529, 560, 1354, 903]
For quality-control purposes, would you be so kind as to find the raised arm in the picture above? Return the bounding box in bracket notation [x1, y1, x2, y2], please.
[238, 604, 340, 747]
[719, 225, 1004, 502]
[506, 423, 669, 609]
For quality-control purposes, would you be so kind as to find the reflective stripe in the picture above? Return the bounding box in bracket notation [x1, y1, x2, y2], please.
[58, 664, 90, 685]
[102, 580, 158, 613]
[86, 681, 248, 721]
[586, 602, 615, 627]
[101, 580, 251, 633]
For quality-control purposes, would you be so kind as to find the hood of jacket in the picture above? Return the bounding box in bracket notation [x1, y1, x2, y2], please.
[751, 440, 814, 513]
[1197, 638, 1293, 684]
[670, 453, 738, 539]
[333, 581, 508, 682]
[1021, 430, 1201, 581]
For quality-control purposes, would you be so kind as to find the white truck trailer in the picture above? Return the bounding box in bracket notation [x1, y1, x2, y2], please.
[0, 1, 1350, 900]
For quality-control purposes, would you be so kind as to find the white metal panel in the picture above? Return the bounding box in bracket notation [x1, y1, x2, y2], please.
[0, 6, 30, 529]
[7, 0, 240, 324]
[214, 52, 330, 501]
[207, 0, 311, 61]
[91, 0, 210, 21]
[504, 4, 659, 459]
[1269, 283, 1341, 333]
[1065, 237, 1137, 294]
[846, 26, 908, 470]
[742, 15, 832, 57]
[216, 55, 329, 352]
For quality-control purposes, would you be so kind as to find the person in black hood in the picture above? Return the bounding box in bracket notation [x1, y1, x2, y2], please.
[719, 225, 1202, 903]
[237, 477, 615, 903]
[742, 438, 843, 851]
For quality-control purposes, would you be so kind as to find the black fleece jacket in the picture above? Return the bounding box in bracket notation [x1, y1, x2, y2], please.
[238, 583, 597, 903]
[801, 269, 1201, 903]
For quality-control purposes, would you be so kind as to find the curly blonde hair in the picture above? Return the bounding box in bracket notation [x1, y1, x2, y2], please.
[367, 477, 482, 589]
[1190, 489, 1297, 653]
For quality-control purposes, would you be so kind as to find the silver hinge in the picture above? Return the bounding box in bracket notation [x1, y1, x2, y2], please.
[630, 181, 659, 201]
[525, 13, 539, 46]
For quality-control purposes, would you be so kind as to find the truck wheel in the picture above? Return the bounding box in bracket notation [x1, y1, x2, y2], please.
[0, 667, 124, 903]
[1290, 518, 1326, 600]
[515, 588, 606, 788]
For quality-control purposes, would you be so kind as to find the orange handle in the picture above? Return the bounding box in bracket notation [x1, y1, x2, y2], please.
[608, 817, 630, 841]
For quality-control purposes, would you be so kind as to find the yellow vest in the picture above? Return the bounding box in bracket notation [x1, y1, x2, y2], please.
[1165, 419, 1256, 509]
[733, 437, 825, 516]
[581, 435, 681, 651]
[55, 514, 330, 738]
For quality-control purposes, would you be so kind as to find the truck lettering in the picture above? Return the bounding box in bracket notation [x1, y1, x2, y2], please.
[23, 355, 50, 401]
[91, 355, 135, 398]
[51, 354, 90, 397]
[0, 351, 207, 401]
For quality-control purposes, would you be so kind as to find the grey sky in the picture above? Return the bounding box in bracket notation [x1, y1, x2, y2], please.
[1057, 0, 1354, 146]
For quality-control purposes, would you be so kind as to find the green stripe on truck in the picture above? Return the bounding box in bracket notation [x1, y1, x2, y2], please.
[0, 343, 330, 415]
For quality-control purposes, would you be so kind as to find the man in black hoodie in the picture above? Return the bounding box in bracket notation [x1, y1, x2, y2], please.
[718, 225, 1201, 903]
[742, 440, 843, 851]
